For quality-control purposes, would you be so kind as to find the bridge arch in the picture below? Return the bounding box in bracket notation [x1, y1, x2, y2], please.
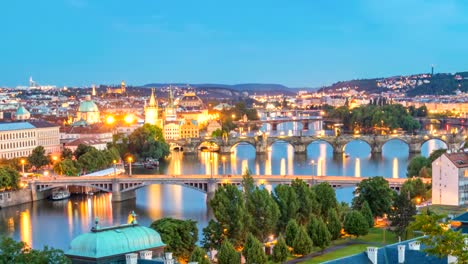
[267, 138, 295, 149]
[230, 141, 256, 152]
[197, 141, 220, 151]
[421, 137, 448, 155]
[342, 139, 372, 155]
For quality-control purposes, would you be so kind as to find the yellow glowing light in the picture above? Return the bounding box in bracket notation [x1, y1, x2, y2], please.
[20, 159, 25, 165]
[106, 115, 115, 124]
[128, 156, 133, 162]
[52, 156, 58, 161]
[124, 114, 135, 124]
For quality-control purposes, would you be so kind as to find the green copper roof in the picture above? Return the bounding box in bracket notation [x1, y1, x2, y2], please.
[66, 224, 165, 259]
[16, 105, 30, 115]
[78, 100, 99, 112]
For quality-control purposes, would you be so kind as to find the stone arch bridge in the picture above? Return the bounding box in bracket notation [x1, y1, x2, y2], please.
[168, 133, 465, 155]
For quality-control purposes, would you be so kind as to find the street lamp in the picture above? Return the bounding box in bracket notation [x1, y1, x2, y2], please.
[128, 156, 133, 176]
[20, 159, 25, 177]
[113, 160, 117, 176]
[222, 156, 226, 175]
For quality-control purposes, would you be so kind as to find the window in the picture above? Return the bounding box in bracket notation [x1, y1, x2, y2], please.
[464, 170, 468, 178]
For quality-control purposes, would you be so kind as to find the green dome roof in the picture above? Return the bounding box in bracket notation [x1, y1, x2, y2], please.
[78, 100, 99, 112]
[66, 224, 165, 259]
[16, 105, 30, 116]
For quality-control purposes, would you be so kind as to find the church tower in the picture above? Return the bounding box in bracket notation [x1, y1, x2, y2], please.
[121, 80, 126, 93]
[145, 88, 162, 127]
[92, 85, 96, 96]
[164, 86, 177, 122]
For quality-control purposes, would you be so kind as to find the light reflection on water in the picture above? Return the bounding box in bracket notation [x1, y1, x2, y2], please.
[0, 137, 446, 251]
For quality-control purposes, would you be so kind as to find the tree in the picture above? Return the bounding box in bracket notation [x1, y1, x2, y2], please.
[60, 148, 74, 160]
[292, 226, 313, 256]
[360, 201, 374, 228]
[343, 211, 369, 237]
[291, 179, 317, 225]
[73, 144, 95, 160]
[150, 218, 198, 262]
[284, 219, 299, 247]
[273, 184, 299, 233]
[53, 159, 80, 176]
[327, 209, 342, 240]
[217, 240, 240, 264]
[210, 184, 249, 248]
[241, 170, 255, 195]
[0, 237, 70, 264]
[409, 212, 468, 262]
[313, 182, 338, 218]
[407, 156, 430, 178]
[246, 187, 279, 241]
[201, 220, 225, 251]
[352, 176, 394, 217]
[428, 148, 447, 163]
[401, 178, 428, 200]
[389, 191, 416, 239]
[28, 146, 49, 169]
[310, 218, 331, 251]
[272, 235, 288, 263]
[0, 166, 20, 190]
[128, 123, 169, 160]
[189, 247, 210, 264]
[242, 234, 267, 264]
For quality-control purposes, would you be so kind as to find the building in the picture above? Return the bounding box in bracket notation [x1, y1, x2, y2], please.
[15, 104, 30, 120]
[206, 120, 222, 136]
[432, 152, 468, 206]
[163, 121, 180, 140]
[66, 213, 168, 264]
[0, 120, 60, 159]
[64, 138, 108, 152]
[145, 89, 163, 128]
[106, 80, 126, 94]
[176, 92, 204, 110]
[179, 119, 199, 139]
[164, 88, 177, 122]
[76, 95, 100, 125]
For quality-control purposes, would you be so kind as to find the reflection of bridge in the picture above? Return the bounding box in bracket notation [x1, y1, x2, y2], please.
[29, 174, 429, 202]
[168, 133, 464, 155]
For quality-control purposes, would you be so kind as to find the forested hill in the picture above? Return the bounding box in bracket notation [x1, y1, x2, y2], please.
[319, 71, 468, 96]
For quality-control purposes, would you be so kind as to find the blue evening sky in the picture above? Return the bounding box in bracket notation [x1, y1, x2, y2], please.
[1, 0, 467, 87]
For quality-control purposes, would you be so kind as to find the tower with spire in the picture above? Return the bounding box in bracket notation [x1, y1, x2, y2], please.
[145, 88, 162, 127]
[164, 86, 177, 122]
[92, 84, 96, 96]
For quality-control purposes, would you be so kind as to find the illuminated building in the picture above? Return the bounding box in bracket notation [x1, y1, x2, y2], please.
[179, 119, 199, 138]
[0, 120, 60, 159]
[106, 80, 126, 94]
[164, 87, 177, 122]
[432, 152, 468, 206]
[163, 121, 180, 140]
[145, 89, 163, 128]
[75, 95, 100, 125]
[206, 120, 222, 135]
[14, 104, 30, 120]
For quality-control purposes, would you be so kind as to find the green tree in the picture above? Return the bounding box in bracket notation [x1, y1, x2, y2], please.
[246, 187, 279, 241]
[327, 209, 342, 240]
[201, 220, 225, 251]
[150, 218, 198, 262]
[407, 156, 430, 178]
[311, 218, 331, 251]
[272, 235, 288, 263]
[284, 219, 299, 247]
[389, 191, 416, 239]
[53, 159, 80, 176]
[210, 184, 249, 248]
[401, 178, 428, 200]
[241, 169, 255, 195]
[314, 182, 338, 218]
[189, 246, 210, 264]
[0, 236, 70, 264]
[28, 146, 49, 169]
[217, 240, 240, 264]
[211, 129, 224, 138]
[428, 148, 447, 163]
[352, 176, 394, 217]
[60, 148, 74, 160]
[242, 234, 267, 264]
[291, 179, 317, 225]
[360, 200, 374, 228]
[128, 123, 169, 160]
[343, 211, 369, 237]
[73, 144, 95, 160]
[0, 166, 20, 190]
[273, 184, 299, 233]
[292, 226, 313, 256]
[409, 212, 468, 262]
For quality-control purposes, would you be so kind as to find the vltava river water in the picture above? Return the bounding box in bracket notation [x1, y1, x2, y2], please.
[0, 134, 446, 251]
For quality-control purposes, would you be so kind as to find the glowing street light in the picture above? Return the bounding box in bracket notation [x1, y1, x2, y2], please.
[124, 114, 135, 124]
[20, 159, 25, 177]
[128, 156, 133, 176]
[106, 115, 115, 125]
[113, 159, 117, 176]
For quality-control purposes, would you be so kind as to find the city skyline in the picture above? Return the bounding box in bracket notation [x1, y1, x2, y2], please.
[1, 0, 468, 87]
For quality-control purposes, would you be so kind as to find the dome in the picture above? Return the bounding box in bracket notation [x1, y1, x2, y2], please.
[66, 224, 165, 259]
[16, 105, 30, 116]
[79, 100, 99, 112]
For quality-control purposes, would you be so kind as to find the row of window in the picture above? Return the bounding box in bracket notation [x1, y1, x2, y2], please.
[0, 131, 35, 140]
[38, 139, 60, 146]
[0, 140, 35, 150]
[0, 150, 32, 159]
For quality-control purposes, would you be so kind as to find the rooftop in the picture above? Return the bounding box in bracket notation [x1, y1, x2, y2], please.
[444, 152, 468, 168]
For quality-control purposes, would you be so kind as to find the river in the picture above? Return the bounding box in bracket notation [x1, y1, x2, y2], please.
[0, 127, 446, 251]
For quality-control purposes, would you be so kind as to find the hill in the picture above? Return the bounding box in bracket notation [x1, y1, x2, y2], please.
[142, 83, 300, 95]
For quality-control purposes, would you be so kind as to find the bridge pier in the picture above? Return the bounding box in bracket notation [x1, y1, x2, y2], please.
[112, 190, 136, 202]
[219, 145, 232, 154]
[302, 121, 309, 130]
[293, 143, 307, 154]
[409, 143, 422, 153]
[206, 180, 218, 206]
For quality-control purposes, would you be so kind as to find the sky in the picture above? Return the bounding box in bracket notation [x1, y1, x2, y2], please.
[1, 0, 468, 88]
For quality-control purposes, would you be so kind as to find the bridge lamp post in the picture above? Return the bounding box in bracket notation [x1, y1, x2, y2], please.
[113, 160, 117, 177]
[311, 160, 317, 186]
[20, 159, 25, 177]
[128, 156, 133, 176]
[222, 156, 226, 175]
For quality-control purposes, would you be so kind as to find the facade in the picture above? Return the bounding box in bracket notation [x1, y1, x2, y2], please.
[145, 89, 163, 128]
[176, 92, 203, 110]
[65, 138, 108, 152]
[163, 122, 180, 140]
[164, 88, 177, 122]
[432, 152, 468, 206]
[76, 95, 100, 125]
[66, 215, 167, 264]
[15, 105, 30, 120]
[106, 80, 126, 94]
[0, 121, 60, 159]
[179, 119, 199, 139]
[206, 120, 222, 136]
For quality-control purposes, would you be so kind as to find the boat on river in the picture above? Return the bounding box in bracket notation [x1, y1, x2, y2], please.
[51, 189, 71, 200]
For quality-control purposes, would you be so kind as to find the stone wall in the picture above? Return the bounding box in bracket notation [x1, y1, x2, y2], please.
[0, 189, 32, 209]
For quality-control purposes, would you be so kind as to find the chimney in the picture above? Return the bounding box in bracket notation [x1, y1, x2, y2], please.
[367, 247, 378, 264]
[139, 250, 152, 260]
[408, 241, 420, 250]
[125, 253, 138, 264]
[398, 245, 405, 263]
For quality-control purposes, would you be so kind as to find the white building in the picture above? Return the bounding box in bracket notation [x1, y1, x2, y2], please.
[432, 152, 468, 206]
[163, 122, 180, 140]
[0, 121, 60, 159]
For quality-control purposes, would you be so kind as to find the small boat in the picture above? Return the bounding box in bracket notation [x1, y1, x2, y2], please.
[51, 189, 71, 200]
[345, 153, 350, 158]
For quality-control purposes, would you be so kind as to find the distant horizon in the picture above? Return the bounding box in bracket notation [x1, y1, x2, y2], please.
[2, 1, 467, 88]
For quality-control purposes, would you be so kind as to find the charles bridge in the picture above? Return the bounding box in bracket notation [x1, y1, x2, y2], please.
[28, 174, 430, 202]
[169, 133, 465, 155]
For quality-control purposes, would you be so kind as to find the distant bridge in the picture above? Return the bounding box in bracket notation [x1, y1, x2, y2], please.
[168, 133, 465, 155]
[29, 174, 430, 202]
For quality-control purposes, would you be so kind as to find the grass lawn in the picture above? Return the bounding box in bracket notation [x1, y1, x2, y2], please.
[422, 205, 467, 216]
[300, 244, 370, 264]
